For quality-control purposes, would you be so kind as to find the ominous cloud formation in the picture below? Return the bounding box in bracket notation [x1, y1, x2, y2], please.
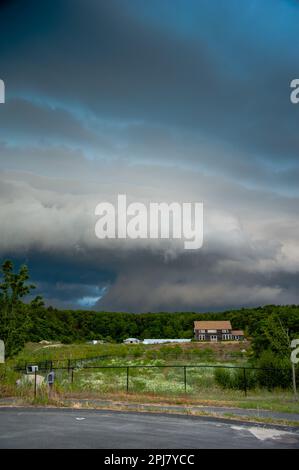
[0, 0, 299, 311]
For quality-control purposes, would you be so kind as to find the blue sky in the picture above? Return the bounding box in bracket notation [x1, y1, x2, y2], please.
[0, 0, 298, 311]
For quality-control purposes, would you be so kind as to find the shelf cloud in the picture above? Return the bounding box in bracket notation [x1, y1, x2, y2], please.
[0, 0, 298, 311]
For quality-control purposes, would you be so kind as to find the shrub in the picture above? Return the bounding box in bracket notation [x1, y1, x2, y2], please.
[255, 350, 293, 389]
[233, 367, 257, 390]
[214, 367, 257, 390]
[214, 368, 232, 388]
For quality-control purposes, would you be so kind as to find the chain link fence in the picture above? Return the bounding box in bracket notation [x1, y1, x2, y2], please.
[13, 362, 298, 398]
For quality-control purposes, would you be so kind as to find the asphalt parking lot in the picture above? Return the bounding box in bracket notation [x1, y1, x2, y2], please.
[0, 407, 298, 449]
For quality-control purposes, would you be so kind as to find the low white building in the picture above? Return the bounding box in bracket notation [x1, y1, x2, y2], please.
[123, 338, 141, 344]
[142, 339, 191, 345]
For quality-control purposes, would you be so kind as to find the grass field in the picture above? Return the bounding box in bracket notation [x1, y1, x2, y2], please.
[1, 341, 299, 416]
[10, 340, 250, 366]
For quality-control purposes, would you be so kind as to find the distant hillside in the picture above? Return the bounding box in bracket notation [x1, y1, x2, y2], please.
[2, 301, 299, 358]
[25, 304, 299, 347]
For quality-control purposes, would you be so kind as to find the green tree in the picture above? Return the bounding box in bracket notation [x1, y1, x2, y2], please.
[251, 314, 290, 359]
[0, 260, 36, 311]
[0, 260, 37, 356]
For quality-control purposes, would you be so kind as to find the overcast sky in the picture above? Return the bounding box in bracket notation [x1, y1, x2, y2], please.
[0, 0, 299, 312]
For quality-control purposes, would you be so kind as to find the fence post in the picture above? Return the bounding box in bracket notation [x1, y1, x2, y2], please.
[34, 368, 37, 399]
[184, 366, 187, 393]
[126, 367, 129, 393]
[292, 363, 298, 401]
[243, 368, 247, 397]
[68, 359, 71, 373]
[71, 368, 74, 384]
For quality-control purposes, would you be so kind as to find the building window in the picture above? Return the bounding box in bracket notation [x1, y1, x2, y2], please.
[198, 334, 205, 341]
[222, 334, 232, 340]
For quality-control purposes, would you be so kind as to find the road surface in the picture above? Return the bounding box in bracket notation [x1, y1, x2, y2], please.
[0, 407, 298, 449]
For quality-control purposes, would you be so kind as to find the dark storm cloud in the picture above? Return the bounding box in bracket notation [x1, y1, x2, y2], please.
[35, 242, 299, 313]
[1, 0, 298, 166]
[0, 0, 299, 310]
[7, 239, 298, 312]
[0, 98, 109, 149]
[1, 159, 298, 311]
[1, 99, 299, 194]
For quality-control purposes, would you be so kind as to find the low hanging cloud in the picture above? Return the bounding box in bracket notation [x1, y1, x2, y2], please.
[0, 0, 298, 311]
[0, 147, 299, 311]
